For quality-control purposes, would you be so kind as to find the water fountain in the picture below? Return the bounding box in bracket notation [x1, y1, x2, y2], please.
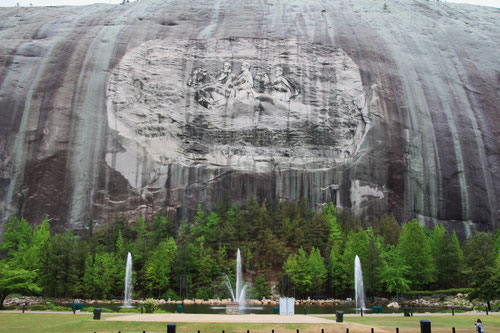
[123, 252, 134, 308]
[223, 249, 248, 313]
[354, 255, 366, 310]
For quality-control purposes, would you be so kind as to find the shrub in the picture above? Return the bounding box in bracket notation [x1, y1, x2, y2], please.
[143, 298, 159, 313]
[30, 304, 48, 311]
[84, 307, 114, 313]
[119, 307, 141, 313]
[405, 288, 473, 297]
[47, 304, 71, 311]
[163, 289, 179, 301]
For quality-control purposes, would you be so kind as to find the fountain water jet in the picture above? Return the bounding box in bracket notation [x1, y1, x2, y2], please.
[354, 255, 366, 310]
[123, 252, 134, 308]
[224, 249, 247, 311]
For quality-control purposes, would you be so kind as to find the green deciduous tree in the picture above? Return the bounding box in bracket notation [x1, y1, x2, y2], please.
[283, 247, 326, 297]
[397, 220, 435, 288]
[341, 230, 370, 291]
[436, 230, 464, 288]
[0, 261, 41, 309]
[328, 242, 343, 297]
[145, 237, 177, 297]
[308, 247, 327, 295]
[380, 245, 410, 296]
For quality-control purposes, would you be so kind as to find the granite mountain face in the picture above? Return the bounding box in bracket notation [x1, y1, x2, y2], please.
[0, 0, 499, 237]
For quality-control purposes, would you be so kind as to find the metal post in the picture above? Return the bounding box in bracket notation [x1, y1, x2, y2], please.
[361, 308, 363, 317]
[322, 329, 324, 333]
[452, 328, 456, 333]
[396, 328, 399, 333]
[451, 307, 454, 316]
[371, 329, 374, 333]
[346, 329, 349, 333]
[22, 304, 25, 313]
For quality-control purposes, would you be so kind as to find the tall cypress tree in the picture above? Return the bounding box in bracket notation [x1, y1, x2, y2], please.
[397, 220, 435, 289]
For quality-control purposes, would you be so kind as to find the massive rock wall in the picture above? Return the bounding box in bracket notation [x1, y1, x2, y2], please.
[0, 0, 499, 236]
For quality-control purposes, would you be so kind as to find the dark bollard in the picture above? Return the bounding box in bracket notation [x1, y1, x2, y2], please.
[452, 328, 455, 333]
[167, 323, 176, 333]
[371, 329, 374, 333]
[93, 308, 101, 320]
[22, 304, 25, 313]
[346, 329, 349, 333]
[396, 328, 399, 333]
[297, 329, 299, 333]
[198, 331, 200, 333]
[336, 310, 344, 323]
[486, 308, 489, 315]
[420, 320, 431, 333]
[451, 307, 454, 316]
[247, 330, 249, 333]
[322, 329, 324, 333]
[411, 308, 413, 317]
[361, 308, 363, 317]
[272, 330, 274, 333]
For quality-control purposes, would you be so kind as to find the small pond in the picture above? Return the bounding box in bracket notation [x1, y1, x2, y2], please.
[55, 302, 460, 315]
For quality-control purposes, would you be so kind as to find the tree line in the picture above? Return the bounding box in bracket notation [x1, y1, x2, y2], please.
[1, 198, 500, 309]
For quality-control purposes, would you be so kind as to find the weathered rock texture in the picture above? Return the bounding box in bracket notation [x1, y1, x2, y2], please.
[0, 0, 499, 236]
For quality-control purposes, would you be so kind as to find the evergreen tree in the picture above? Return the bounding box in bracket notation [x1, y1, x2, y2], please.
[39, 231, 79, 297]
[82, 254, 97, 299]
[464, 232, 497, 306]
[379, 214, 401, 246]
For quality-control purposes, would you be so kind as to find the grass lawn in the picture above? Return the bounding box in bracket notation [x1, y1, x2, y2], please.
[344, 314, 500, 332]
[0, 313, 499, 333]
[0, 313, 349, 333]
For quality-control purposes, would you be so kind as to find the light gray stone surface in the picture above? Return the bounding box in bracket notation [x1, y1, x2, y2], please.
[0, 0, 499, 236]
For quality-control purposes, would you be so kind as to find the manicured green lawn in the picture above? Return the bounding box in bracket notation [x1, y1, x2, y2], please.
[0, 314, 340, 333]
[344, 314, 500, 332]
[1, 313, 499, 333]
